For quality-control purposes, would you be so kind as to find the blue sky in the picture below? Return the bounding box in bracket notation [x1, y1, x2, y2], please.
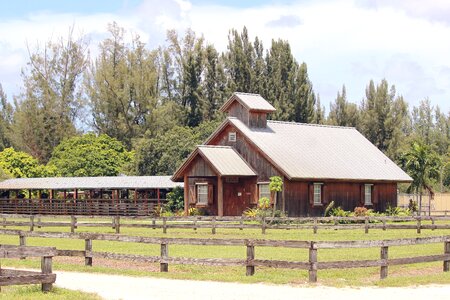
[1, 0, 449, 113]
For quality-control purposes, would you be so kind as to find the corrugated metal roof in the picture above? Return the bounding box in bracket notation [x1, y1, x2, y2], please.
[198, 145, 257, 176]
[220, 92, 276, 112]
[227, 118, 412, 182]
[0, 176, 183, 190]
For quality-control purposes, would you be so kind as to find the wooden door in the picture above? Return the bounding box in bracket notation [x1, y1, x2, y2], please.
[223, 182, 251, 216]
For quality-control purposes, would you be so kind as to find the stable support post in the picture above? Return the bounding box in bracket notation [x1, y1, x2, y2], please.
[444, 241, 450, 272]
[246, 243, 255, 276]
[380, 246, 389, 279]
[41, 256, 53, 292]
[160, 243, 168, 272]
[308, 242, 318, 282]
[85, 239, 93, 266]
[19, 234, 26, 260]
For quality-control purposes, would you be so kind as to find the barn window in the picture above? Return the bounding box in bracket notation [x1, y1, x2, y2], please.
[196, 183, 208, 205]
[313, 183, 322, 205]
[228, 132, 237, 142]
[364, 184, 372, 205]
[258, 183, 270, 200]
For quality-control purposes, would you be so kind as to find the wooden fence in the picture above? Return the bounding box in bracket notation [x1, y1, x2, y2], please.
[1, 214, 450, 235]
[0, 229, 449, 282]
[0, 245, 56, 291]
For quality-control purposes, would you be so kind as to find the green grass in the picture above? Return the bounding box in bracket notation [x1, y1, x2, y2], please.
[0, 285, 101, 299]
[1, 217, 450, 287]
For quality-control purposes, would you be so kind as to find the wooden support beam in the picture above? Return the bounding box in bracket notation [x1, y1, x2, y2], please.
[309, 242, 318, 282]
[184, 175, 189, 216]
[85, 239, 93, 266]
[157, 188, 160, 207]
[380, 246, 389, 279]
[246, 243, 255, 276]
[41, 256, 53, 292]
[160, 243, 168, 272]
[217, 176, 223, 217]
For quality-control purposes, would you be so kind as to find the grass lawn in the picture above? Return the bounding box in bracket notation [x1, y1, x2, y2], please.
[0, 285, 101, 299]
[1, 217, 450, 287]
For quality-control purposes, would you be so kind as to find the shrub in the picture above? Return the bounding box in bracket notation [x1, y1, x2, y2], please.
[166, 187, 184, 212]
[354, 206, 369, 217]
[324, 201, 335, 217]
[258, 197, 270, 210]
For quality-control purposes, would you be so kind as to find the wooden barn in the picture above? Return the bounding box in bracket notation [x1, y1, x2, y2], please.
[172, 92, 412, 217]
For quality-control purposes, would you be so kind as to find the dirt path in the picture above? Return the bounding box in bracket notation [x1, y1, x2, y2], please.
[54, 271, 450, 300]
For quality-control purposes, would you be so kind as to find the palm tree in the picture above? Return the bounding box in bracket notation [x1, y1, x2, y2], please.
[400, 141, 441, 216]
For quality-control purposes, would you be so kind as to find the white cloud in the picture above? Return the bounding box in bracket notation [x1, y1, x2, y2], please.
[0, 0, 449, 112]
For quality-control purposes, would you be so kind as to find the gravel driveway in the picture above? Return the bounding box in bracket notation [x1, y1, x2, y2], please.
[54, 271, 450, 300]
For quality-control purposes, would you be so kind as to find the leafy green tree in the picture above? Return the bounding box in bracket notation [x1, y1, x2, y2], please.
[400, 141, 442, 215]
[0, 84, 13, 150]
[166, 186, 184, 212]
[48, 133, 134, 177]
[0, 148, 55, 178]
[12, 27, 88, 162]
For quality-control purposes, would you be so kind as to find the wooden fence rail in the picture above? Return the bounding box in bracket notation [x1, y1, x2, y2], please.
[0, 229, 449, 282]
[1, 214, 450, 235]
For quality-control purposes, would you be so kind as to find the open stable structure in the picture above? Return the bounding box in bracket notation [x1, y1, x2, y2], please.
[0, 176, 182, 216]
[172, 93, 412, 216]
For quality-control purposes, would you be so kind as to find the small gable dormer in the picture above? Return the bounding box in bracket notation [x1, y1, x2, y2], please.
[219, 92, 275, 128]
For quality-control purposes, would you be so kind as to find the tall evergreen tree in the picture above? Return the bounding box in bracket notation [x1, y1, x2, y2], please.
[328, 85, 359, 127]
[293, 62, 315, 123]
[0, 84, 13, 150]
[12, 27, 88, 162]
[203, 45, 226, 121]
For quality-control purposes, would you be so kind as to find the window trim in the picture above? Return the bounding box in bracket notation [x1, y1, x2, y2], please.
[364, 184, 373, 206]
[196, 183, 209, 205]
[313, 183, 323, 206]
[257, 182, 270, 200]
[228, 132, 237, 142]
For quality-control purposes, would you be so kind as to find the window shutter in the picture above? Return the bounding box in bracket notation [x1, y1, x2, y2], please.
[322, 184, 328, 204]
[309, 184, 314, 206]
[207, 184, 214, 205]
[372, 185, 378, 204]
[360, 184, 365, 205]
[189, 185, 196, 204]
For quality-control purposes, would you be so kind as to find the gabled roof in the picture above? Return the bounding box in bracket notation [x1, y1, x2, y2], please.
[0, 176, 182, 190]
[172, 145, 257, 181]
[220, 92, 276, 113]
[205, 117, 412, 182]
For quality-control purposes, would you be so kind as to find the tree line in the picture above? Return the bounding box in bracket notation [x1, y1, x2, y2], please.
[0, 23, 448, 191]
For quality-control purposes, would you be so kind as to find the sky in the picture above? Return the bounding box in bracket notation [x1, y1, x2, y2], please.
[0, 0, 449, 113]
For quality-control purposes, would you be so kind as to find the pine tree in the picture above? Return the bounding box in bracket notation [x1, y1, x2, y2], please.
[0, 85, 13, 150]
[328, 85, 359, 127]
[293, 62, 315, 123]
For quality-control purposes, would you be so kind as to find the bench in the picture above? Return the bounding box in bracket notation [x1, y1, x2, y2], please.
[0, 245, 57, 292]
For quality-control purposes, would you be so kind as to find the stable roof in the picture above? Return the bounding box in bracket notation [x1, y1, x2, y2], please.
[206, 117, 412, 182]
[0, 176, 182, 190]
[172, 145, 257, 181]
[220, 92, 276, 112]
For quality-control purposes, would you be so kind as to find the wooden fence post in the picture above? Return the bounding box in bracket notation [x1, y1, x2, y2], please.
[41, 256, 53, 292]
[212, 217, 216, 235]
[444, 241, 450, 272]
[111, 217, 115, 229]
[160, 243, 168, 272]
[382, 218, 386, 231]
[240, 216, 244, 231]
[85, 239, 93, 266]
[380, 246, 389, 279]
[37, 217, 41, 229]
[115, 216, 120, 234]
[2, 217, 5, 228]
[431, 217, 435, 231]
[193, 218, 197, 232]
[417, 217, 421, 234]
[261, 217, 266, 235]
[162, 217, 167, 234]
[70, 216, 77, 233]
[19, 234, 26, 260]
[309, 242, 318, 282]
[313, 218, 318, 234]
[246, 241, 255, 276]
[29, 215, 34, 232]
[364, 217, 369, 234]
[152, 218, 156, 230]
